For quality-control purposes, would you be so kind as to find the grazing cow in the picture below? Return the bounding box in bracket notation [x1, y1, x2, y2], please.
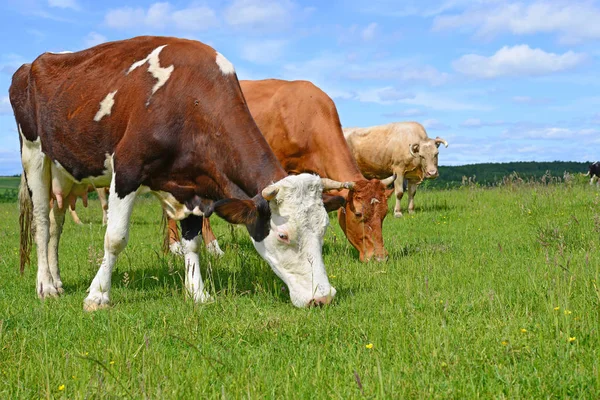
[344, 122, 448, 217]
[11, 36, 348, 309]
[169, 79, 395, 261]
[585, 162, 600, 185]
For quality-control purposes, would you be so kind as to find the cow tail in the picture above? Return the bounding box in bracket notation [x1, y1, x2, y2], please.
[161, 209, 170, 254]
[18, 172, 34, 275]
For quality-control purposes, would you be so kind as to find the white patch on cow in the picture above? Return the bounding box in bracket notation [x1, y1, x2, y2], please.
[93, 90, 117, 122]
[84, 170, 139, 311]
[252, 173, 336, 307]
[127, 45, 174, 96]
[215, 52, 235, 75]
[182, 236, 212, 303]
[48, 50, 73, 54]
[206, 239, 224, 257]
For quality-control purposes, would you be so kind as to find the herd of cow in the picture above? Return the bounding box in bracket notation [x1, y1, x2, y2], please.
[10, 36, 449, 310]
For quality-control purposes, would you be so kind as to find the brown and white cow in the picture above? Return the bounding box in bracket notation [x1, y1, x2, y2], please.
[11, 36, 349, 309]
[344, 122, 448, 217]
[169, 79, 394, 262]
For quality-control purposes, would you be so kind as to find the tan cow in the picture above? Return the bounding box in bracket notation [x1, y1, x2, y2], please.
[344, 122, 448, 217]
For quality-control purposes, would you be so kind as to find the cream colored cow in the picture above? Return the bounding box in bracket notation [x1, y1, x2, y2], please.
[344, 122, 448, 217]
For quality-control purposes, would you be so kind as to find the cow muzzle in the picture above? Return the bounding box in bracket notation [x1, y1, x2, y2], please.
[307, 288, 337, 307]
[426, 170, 439, 178]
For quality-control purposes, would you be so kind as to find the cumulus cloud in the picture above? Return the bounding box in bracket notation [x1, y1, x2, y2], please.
[48, 0, 79, 10]
[453, 45, 586, 79]
[224, 0, 295, 32]
[105, 2, 218, 31]
[240, 40, 287, 64]
[504, 126, 598, 140]
[84, 32, 107, 48]
[433, 1, 600, 44]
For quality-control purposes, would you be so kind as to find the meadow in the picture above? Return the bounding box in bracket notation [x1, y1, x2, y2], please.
[0, 177, 598, 398]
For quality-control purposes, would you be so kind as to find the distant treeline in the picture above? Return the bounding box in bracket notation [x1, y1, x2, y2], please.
[423, 161, 592, 189]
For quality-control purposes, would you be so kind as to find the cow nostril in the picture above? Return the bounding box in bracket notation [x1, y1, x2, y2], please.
[308, 296, 333, 307]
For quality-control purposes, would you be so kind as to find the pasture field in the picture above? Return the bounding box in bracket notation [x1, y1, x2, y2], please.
[0, 181, 598, 398]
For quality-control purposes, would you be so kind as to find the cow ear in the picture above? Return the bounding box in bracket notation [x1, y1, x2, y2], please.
[212, 198, 258, 225]
[322, 194, 345, 212]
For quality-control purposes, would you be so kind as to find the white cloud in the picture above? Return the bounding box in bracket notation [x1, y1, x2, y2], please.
[84, 32, 107, 48]
[48, 0, 79, 10]
[240, 40, 287, 64]
[361, 22, 378, 41]
[0, 96, 13, 115]
[504, 126, 598, 140]
[224, 0, 294, 32]
[433, 1, 600, 44]
[105, 3, 218, 31]
[453, 45, 586, 79]
[422, 119, 450, 130]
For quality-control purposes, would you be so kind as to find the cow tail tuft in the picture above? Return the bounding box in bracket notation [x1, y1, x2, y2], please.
[19, 172, 34, 275]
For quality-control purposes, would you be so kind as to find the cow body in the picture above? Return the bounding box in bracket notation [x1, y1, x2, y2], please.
[11, 36, 340, 309]
[586, 162, 600, 185]
[344, 122, 448, 217]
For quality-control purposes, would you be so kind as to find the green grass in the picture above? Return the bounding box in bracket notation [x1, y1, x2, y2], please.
[0, 183, 599, 398]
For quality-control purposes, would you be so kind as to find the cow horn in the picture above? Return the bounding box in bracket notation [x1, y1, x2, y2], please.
[262, 184, 280, 200]
[381, 174, 396, 187]
[321, 178, 355, 191]
[435, 137, 449, 148]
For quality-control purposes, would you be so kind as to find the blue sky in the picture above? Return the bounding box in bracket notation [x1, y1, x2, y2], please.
[1, 0, 599, 175]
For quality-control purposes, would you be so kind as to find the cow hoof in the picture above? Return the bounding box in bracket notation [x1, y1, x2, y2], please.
[206, 240, 225, 257]
[190, 290, 214, 304]
[408, 209, 415, 215]
[83, 293, 110, 312]
[394, 212, 403, 218]
[37, 282, 61, 299]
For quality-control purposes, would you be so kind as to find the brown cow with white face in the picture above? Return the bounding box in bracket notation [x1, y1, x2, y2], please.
[11, 36, 348, 309]
[344, 122, 448, 217]
[170, 79, 394, 262]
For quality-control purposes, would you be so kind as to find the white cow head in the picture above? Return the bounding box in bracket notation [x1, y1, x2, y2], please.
[212, 173, 346, 307]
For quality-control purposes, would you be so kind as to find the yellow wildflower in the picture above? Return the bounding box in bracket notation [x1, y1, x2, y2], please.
[365, 343, 374, 349]
[501, 341, 508, 346]
[520, 328, 527, 333]
[109, 361, 115, 365]
[330, 275, 336, 278]
[564, 310, 572, 315]
[553, 306, 559, 311]
[58, 385, 65, 391]
[569, 337, 576, 343]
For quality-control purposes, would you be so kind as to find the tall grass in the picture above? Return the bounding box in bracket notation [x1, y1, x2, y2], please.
[0, 182, 598, 398]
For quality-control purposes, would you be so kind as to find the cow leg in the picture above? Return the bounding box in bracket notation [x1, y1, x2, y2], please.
[392, 172, 405, 218]
[166, 217, 184, 255]
[97, 187, 109, 225]
[69, 206, 83, 225]
[21, 145, 59, 298]
[407, 181, 418, 214]
[48, 201, 67, 293]
[83, 175, 137, 311]
[203, 218, 224, 257]
[181, 215, 212, 303]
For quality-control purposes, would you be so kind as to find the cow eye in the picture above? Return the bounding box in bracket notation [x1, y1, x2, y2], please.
[277, 232, 290, 243]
